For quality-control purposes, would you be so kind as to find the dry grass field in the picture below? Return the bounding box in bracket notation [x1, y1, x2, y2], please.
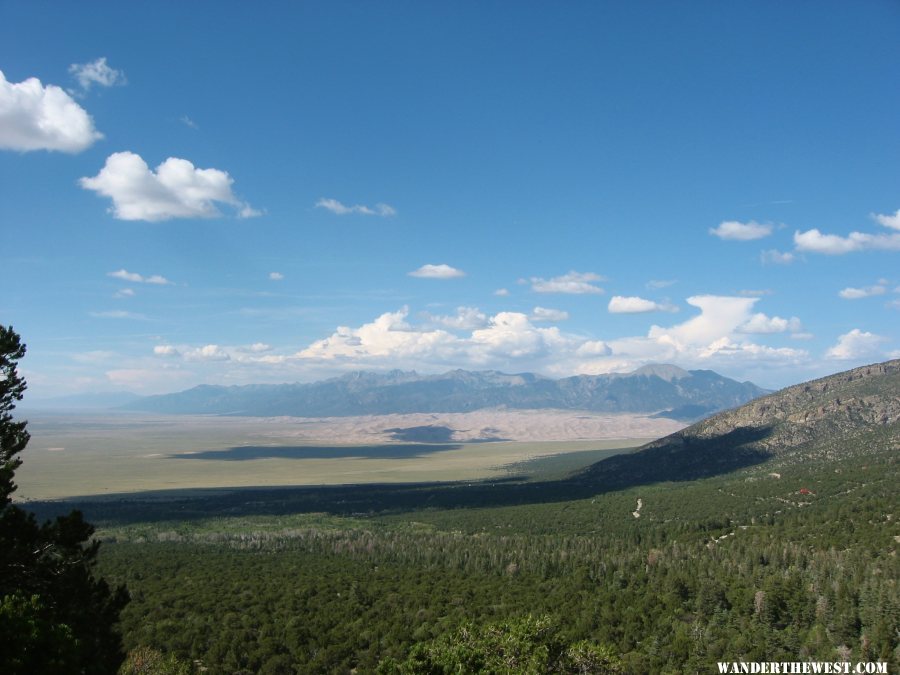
[13, 410, 682, 500]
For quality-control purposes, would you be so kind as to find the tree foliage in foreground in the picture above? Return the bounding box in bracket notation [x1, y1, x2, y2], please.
[376, 615, 622, 674]
[0, 325, 128, 674]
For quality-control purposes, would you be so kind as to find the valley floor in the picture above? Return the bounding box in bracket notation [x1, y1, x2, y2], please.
[13, 409, 677, 500]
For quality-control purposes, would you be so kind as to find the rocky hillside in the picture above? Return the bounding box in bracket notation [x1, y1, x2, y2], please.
[579, 359, 900, 487]
[647, 359, 900, 456]
[121, 365, 767, 418]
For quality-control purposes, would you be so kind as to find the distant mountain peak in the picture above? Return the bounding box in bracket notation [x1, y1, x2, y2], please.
[122, 366, 767, 418]
[628, 364, 690, 382]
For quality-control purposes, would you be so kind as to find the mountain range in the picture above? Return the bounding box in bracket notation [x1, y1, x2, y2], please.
[121, 364, 768, 419]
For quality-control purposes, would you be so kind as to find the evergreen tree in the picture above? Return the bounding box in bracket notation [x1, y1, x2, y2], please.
[0, 325, 128, 674]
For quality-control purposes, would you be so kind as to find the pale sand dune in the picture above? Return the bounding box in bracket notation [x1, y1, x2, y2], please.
[254, 409, 684, 444]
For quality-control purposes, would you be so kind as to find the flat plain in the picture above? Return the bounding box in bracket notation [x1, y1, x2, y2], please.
[12, 409, 681, 500]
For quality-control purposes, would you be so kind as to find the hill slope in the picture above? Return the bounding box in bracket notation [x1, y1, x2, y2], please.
[123, 365, 767, 418]
[580, 359, 900, 486]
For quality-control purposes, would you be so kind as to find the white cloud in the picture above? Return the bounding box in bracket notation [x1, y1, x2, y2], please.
[238, 203, 262, 218]
[90, 310, 147, 320]
[113, 288, 135, 298]
[81, 151, 257, 221]
[737, 313, 802, 334]
[409, 264, 465, 279]
[575, 340, 612, 357]
[530, 271, 604, 294]
[738, 289, 773, 297]
[793, 228, 900, 254]
[423, 307, 489, 330]
[184, 344, 231, 361]
[709, 220, 773, 241]
[826, 329, 888, 360]
[292, 295, 808, 379]
[69, 57, 126, 92]
[760, 249, 795, 265]
[121, 294, 819, 390]
[608, 296, 676, 314]
[0, 70, 102, 152]
[180, 115, 198, 129]
[647, 296, 758, 346]
[838, 285, 886, 300]
[530, 307, 569, 322]
[871, 209, 900, 230]
[108, 269, 172, 285]
[315, 198, 396, 217]
[494, 288, 510, 297]
[646, 279, 676, 289]
[269, 272, 284, 281]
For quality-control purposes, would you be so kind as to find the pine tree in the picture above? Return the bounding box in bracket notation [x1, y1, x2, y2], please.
[0, 325, 128, 674]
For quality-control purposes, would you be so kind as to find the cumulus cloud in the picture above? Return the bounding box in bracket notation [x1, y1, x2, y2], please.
[737, 313, 802, 334]
[530, 307, 569, 322]
[269, 272, 284, 281]
[530, 271, 604, 294]
[289, 294, 808, 380]
[0, 70, 102, 152]
[709, 220, 773, 241]
[315, 198, 396, 217]
[69, 57, 126, 92]
[647, 296, 758, 346]
[871, 209, 900, 230]
[409, 264, 465, 279]
[793, 228, 900, 254]
[838, 285, 886, 300]
[81, 151, 257, 221]
[761, 249, 795, 265]
[826, 329, 888, 360]
[135, 294, 817, 388]
[494, 288, 510, 297]
[608, 296, 676, 314]
[108, 269, 172, 285]
[423, 307, 489, 330]
[184, 344, 230, 361]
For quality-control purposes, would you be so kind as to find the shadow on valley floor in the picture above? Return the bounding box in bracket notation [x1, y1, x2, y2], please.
[27, 426, 774, 526]
[169, 443, 462, 461]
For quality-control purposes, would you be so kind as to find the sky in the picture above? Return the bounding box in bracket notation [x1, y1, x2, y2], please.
[1, 1, 899, 397]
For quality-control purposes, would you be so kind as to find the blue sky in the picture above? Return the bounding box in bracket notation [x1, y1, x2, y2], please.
[2, 1, 898, 396]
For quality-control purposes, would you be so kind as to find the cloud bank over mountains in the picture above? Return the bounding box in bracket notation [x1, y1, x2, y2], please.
[127, 294, 832, 393]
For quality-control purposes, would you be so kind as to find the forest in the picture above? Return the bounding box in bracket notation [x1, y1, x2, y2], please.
[83, 433, 898, 674]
